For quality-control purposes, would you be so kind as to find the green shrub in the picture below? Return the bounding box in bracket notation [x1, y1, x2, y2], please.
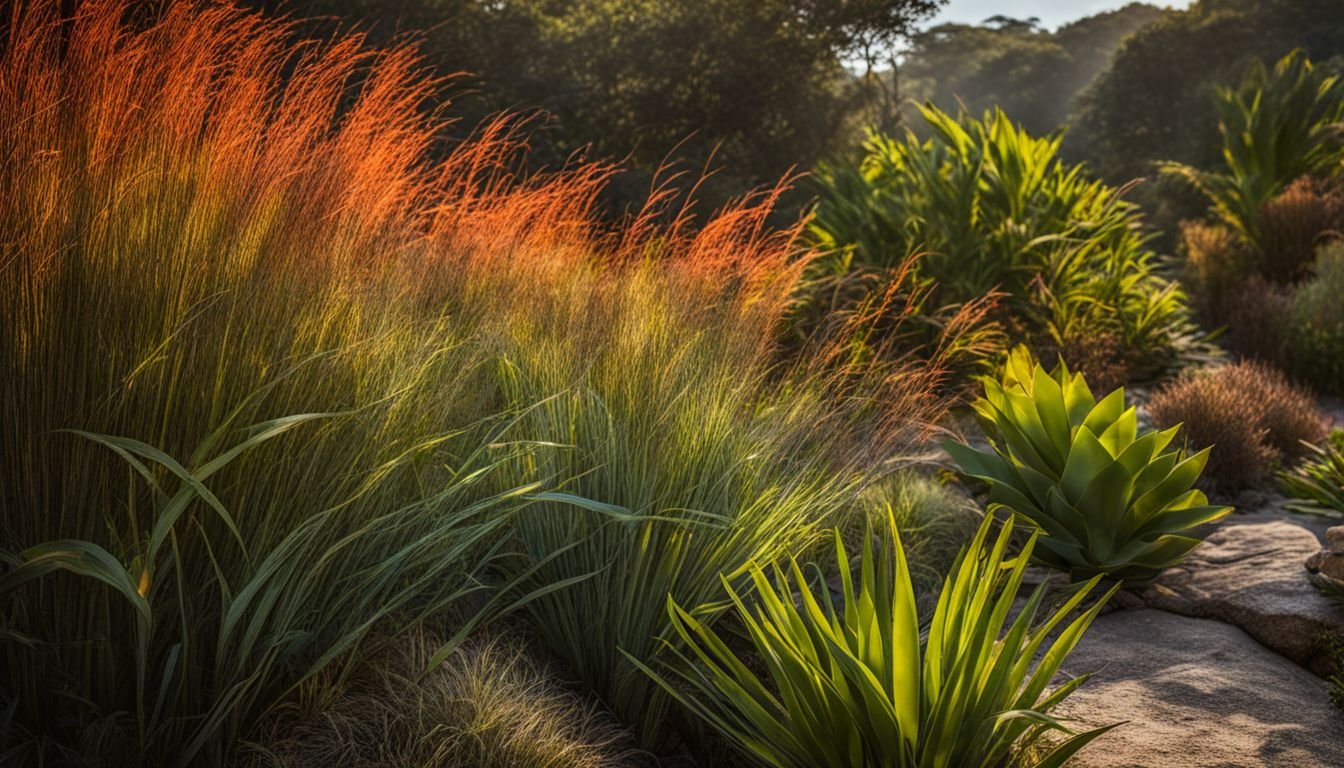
[947, 347, 1231, 586]
[243, 630, 637, 768]
[810, 105, 1197, 381]
[1147, 361, 1326, 491]
[1281, 430, 1344, 517]
[635, 513, 1118, 768]
[1162, 50, 1344, 247]
[1290, 244, 1344, 395]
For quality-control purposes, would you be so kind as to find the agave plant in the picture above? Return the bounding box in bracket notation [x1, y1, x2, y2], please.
[946, 347, 1231, 586]
[633, 513, 1119, 768]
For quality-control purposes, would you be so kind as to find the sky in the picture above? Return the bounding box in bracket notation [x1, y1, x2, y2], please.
[926, 0, 1195, 31]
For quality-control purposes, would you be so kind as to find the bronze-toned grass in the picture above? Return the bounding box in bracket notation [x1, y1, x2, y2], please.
[0, 0, 971, 762]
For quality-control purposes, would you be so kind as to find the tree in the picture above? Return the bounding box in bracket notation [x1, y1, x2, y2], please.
[897, 4, 1159, 138]
[1067, 0, 1344, 185]
[246, 0, 945, 212]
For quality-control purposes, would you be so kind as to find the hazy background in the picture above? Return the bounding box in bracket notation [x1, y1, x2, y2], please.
[929, 0, 1194, 28]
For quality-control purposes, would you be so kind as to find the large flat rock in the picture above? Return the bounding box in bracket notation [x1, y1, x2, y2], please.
[1056, 609, 1344, 767]
[1142, 521, 1344, 675]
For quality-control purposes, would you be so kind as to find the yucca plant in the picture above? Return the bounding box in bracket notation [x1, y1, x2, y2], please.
[810, 105, 1197, 380]
[634, 513, 1119, 768]
[1280, 431, 1344, 517]
[1161, 50, 1344, 247]
[946, 347, 1231, 586]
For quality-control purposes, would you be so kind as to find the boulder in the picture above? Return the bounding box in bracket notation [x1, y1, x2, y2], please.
[1142, 521, 1344, 675]
[1056, 609, 1344, 768]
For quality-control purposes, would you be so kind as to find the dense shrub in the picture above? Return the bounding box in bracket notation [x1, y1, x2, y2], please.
[638, 513, 1118, 768]
[1204, 276, 1295, 371]
[948, 347, 1230, 585]
[810, 105, 1196, 382]
[1162, 51, 1344, 248]
[244, 631, 636, 768]
[0, 0, 964, 761]
[1147, 361, 1326, 491]
[1256, 176, 1344, 283]
[1181, 220, 1256, 313]
[1290, 244, 1344, 394]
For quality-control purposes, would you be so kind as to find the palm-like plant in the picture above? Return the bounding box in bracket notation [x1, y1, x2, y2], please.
[634, 513, 1119, 768]
[946, 348, 1231, 586]
[811, 105, 1195, 379]
[1161, 50, 1344, 245]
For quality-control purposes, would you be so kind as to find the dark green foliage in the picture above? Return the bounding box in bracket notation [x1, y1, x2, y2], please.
[243, 0, 945, 212]
[1290, 245, 1344, 395]
[1161, 51, 1344, 246]
[1069, 0, 1344, 185]
[810, 106, 1196, 382]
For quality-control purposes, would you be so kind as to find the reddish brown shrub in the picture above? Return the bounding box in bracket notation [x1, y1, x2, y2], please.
[1256, 176, 1344, 284]
[1214, 274, 1296, 367]
[1181, 220, 1255, 320]
[1037, 332, 1132, 395]
[1147, 360, 1325, 492]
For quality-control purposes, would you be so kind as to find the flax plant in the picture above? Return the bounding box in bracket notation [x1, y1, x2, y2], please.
[635, 514, 1119, 768]
[1162, 51, 1344, 246]
[811, 106, 1197, 379]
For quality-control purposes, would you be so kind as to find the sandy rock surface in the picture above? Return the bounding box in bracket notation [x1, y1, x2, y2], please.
[1057, 609, 1344, 768]
[1142, 521, 1344, 675]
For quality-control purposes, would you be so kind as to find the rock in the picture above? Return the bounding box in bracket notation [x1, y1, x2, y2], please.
[1142, 521, 1344, 675]
[1308, 548, 1344, 583]
[1327, 525, 1344, 553]
[1056, 610, 1344, 768]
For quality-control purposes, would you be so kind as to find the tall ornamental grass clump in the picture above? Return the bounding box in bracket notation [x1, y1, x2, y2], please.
[810, 105, 1195, 384]
[0, 2, 571, 762]
[489, 199, 966, 736]
[0, 0, 963, 762]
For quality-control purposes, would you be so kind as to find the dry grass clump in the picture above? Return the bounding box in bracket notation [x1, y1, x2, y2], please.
[1148, 360, 1325, 491]
[242, 630, 640, 768]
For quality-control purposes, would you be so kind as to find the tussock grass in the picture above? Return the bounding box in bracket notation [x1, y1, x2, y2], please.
[241, 629, 640, 768]
[0, 0, 967, 762]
